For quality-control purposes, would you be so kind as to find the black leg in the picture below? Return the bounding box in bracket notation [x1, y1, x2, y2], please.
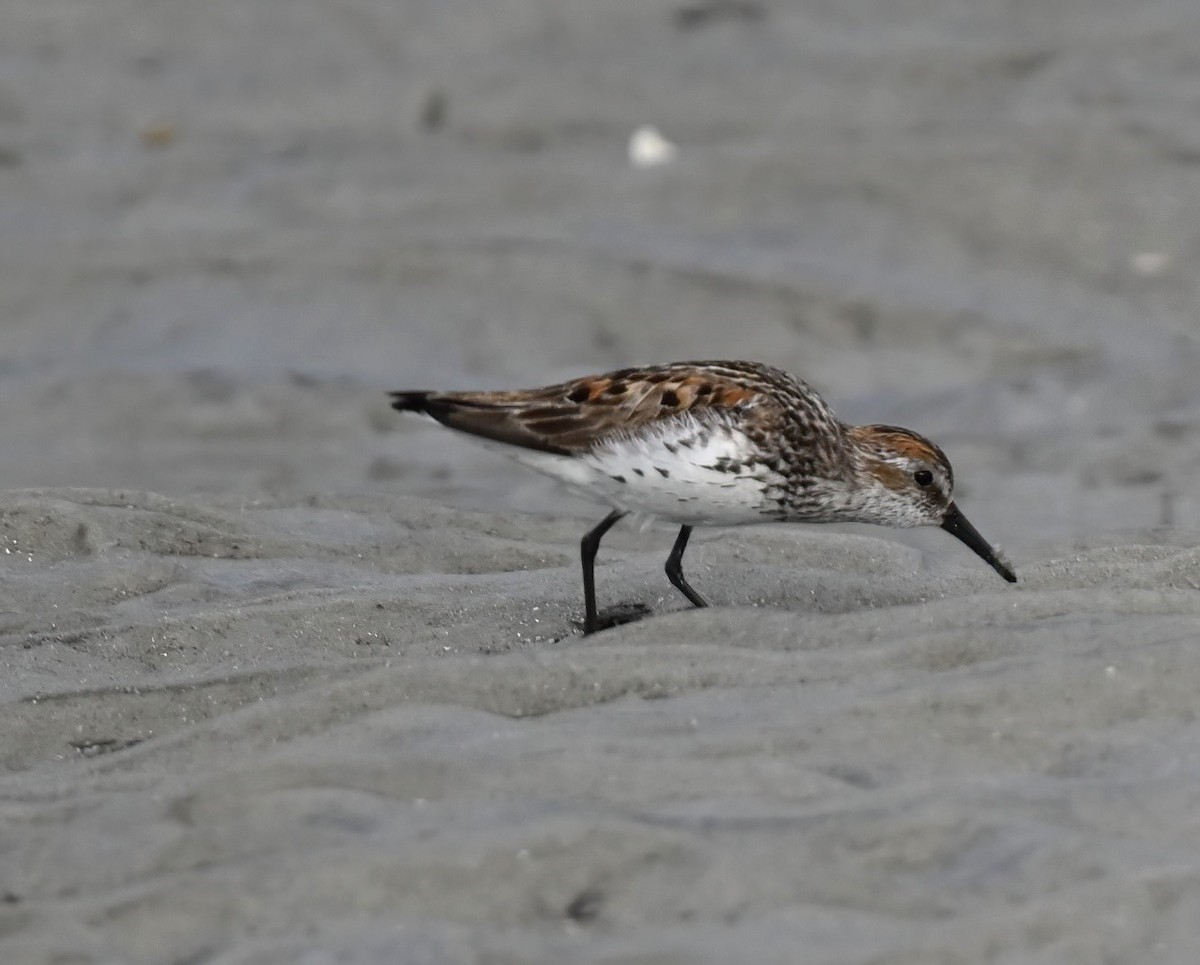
[580, 510, 626, 634]
[665, 525, 709, 608]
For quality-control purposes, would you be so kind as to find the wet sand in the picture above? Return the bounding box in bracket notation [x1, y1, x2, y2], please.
[4, 1, 1200, 962]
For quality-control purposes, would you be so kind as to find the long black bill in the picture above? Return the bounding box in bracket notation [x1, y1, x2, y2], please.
[940, 503, 1017, 583]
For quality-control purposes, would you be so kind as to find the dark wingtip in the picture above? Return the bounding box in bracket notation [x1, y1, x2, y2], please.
[390, 391, 431, 413]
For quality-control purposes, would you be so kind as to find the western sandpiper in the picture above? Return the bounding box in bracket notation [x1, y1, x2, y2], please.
[392, 360, 1015, 633]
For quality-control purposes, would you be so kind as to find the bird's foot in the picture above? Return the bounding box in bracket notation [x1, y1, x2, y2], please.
[581, 602, 653, 635]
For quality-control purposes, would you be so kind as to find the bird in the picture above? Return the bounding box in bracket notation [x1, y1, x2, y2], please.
[391, 360, 1016, 634]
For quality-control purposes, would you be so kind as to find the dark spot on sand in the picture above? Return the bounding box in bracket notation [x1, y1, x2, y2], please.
[566, 888, 604, 923]
[610, 474, 626, 483]
[656, 467, 670, 478]
[419, 88, 448, 131]
[673, 0, 764, 31]
[664, 442, 678, 454]
[632, 467, 645, 477]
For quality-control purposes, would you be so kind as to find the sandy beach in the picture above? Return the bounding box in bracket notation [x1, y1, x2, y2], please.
[4, 1, 1200, 962]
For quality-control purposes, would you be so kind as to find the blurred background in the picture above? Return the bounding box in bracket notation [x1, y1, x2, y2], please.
[3, 0, 1200, 548]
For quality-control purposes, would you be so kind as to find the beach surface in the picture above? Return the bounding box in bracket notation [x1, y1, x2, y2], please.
[4, 1, 1200, 962]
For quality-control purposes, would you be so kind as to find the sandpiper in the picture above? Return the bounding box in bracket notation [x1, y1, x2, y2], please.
[392, 360, 1016, 633]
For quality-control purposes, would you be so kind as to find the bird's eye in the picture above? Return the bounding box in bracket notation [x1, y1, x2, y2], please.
[913, 469, 934, 487]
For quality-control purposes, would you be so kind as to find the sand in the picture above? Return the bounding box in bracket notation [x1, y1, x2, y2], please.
[4, 1, 1200, 962]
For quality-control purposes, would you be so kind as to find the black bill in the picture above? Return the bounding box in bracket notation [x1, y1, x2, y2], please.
[940, 503, 1017, 583]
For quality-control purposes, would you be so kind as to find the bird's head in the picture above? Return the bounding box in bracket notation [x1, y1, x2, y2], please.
[847, 424, 1016, 582]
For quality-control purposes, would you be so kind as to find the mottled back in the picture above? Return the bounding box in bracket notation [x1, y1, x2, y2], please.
[392, 361, 846, 476]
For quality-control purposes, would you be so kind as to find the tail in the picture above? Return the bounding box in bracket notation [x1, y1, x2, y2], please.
[390, 390, 477, 427]
[388, 389, 571, 455]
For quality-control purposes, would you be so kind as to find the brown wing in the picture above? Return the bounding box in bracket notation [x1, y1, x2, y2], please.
[390, 361, 813, 455]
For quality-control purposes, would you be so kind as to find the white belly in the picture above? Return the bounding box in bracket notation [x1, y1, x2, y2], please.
[505, 417, 785, 526]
